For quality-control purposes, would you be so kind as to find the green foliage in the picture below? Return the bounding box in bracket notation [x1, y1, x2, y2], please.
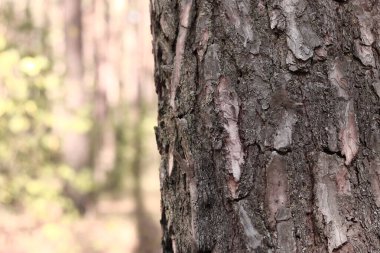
[0, 32, 94, 217]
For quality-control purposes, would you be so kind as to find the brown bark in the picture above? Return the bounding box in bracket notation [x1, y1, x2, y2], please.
[152, 0, 380, 252]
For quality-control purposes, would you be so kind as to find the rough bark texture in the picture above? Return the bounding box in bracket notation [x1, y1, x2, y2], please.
[151, 0, 380, 252]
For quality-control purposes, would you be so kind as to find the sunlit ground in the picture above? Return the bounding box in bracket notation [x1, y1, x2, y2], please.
[0, 205, 138, 253]
[0, 165, 160, 253]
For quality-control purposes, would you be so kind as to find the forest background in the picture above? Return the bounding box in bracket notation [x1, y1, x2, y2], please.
[0, 0, 161, 252]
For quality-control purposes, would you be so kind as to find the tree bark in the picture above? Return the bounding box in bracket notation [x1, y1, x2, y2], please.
[152, 0, 380, 252]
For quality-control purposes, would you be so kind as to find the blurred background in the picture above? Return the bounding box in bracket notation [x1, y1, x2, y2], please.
[0, 0, 160, 252]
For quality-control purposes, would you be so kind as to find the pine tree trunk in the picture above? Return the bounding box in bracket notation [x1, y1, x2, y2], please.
[63, 0, 89, 171]
[151, 0, 380, 252]
[92, 0, 117, 184]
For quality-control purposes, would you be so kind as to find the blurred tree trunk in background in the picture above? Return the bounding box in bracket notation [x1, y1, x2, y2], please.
[63, 0, 89, 171]
[132, 82, 160, 253]
[125, 1, 161, 252]
[62, 0, 91, 213]
[90, 1, 162, 249]
[152, 0, 380, 252]
[92, 0, 118, 185]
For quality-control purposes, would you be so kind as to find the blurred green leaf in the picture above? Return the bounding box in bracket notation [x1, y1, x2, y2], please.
[24, 100, 38, 115]
[8, 78, 29, 100]
[72, 169, 94, 193]
[42, 223, 63, 241]
[0, 187, 12, 204]
[25, 179, 45, 195]
[53, 114, 92, 133]
[58, 165, 75, 181]
[19, 55, 49, 77]
[0, 142, 11, 160]
[0, 99, 14, 116]
[0, 35, 6, 51]
[0, 49, 19, 75]
[42, 74, 60, 89]
[41, 134, 60, 151]
[8, 115, 30, 133]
